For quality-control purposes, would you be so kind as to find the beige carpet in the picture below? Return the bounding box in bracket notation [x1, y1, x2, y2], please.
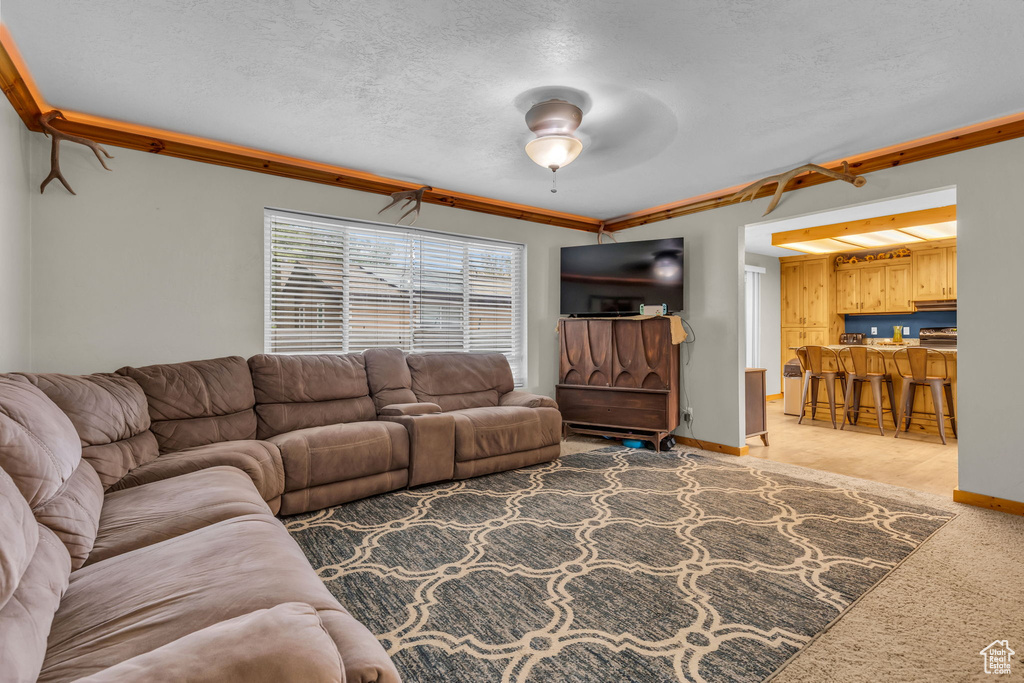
[562, 435, 1024, 682]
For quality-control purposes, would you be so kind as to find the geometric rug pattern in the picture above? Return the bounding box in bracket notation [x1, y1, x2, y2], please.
[286, 447, 954, 682]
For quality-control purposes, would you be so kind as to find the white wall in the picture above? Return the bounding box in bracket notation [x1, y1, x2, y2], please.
[26, 138, 594, 394]
[0, 105, 32, 371]
[745, 252, 781, 396]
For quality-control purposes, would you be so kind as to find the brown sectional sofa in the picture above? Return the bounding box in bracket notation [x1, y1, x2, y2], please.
[0, 349, 559, 682]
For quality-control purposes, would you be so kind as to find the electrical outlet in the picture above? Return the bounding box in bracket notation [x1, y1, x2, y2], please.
[903, 326, 911, 336]
[871, 327, 877, 335]
[682, 407, 693, 422]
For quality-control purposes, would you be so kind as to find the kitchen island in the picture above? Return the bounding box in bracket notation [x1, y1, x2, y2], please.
[789, 344, 956, 439]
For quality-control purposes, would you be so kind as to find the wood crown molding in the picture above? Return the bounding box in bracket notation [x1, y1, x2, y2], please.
[771, 205, 957, 247]
[604, 115, 1024, 232]
[5, 23, 1024, 234]
[0, 27, 602, 233]
[953, 488, 1024, 517]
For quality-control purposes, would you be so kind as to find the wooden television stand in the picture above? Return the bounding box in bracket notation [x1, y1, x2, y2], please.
[556, 317, 680, 452]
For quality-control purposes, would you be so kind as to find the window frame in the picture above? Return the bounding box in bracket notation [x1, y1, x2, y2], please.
[264, 207, 528, 386]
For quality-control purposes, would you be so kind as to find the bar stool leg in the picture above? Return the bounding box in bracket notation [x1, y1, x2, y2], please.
[944, 383, 958, 438]
[810, 376, 820, 421]
[869, 376, 886, 436]
[840, 375, 856, 430]
[824, 373, 838, 428]
[797, 371, 812, 425]
[885, 379, 898, 430]
[929, 380, 948, 445]
[895, 378, 912, 439]
[852, 382, 863, 425]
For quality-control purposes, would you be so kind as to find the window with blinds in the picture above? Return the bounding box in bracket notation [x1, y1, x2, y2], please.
[264, 209, 527, 386]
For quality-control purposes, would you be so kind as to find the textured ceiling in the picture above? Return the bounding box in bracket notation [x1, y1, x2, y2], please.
[4, 1, 1023, 219]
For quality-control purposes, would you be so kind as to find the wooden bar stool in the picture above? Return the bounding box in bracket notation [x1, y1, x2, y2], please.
[796, 346, 846, 428]
[838, 346, 897, 436]
[893, 347, 958, 445]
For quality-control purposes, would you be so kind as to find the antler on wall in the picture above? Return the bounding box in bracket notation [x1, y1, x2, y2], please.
[378, 186, 432, 225]
[38, 110, 114, 194]
[731, 161, 866, 216]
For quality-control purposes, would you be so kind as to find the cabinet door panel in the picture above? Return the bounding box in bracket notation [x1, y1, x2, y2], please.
[835, 270, 860, 314]
[860, 266, 886, 313]
[947, 246, 957, 298]
[885, 263, 914, 312]
[802, 259, 829, 326]
[912, 249, 948, 300]
[781, 263, 804, 326]
[805, 328, 827, 346]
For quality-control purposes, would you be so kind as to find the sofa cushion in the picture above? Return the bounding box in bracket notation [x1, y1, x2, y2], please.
[17, 373, 159, 490]
[87, 466, 271, 567]
[406, 352, 515, 411]
[32, 461, 104, 570]
[72, 603, 344, 683]
[118, 356, 257, 453]
[0, 376, 104, 569]
[40, 514, 399, 683]
[248, 353, 376, 439]
[107, 440, 285, 508]
[450, 406, 562, 462]
[0, 376, 82, 508]
[0, 523, 71, 683]
[363, 347, 417, 411]
[269, 421, 409, 493]
[0, 466, 37, 610]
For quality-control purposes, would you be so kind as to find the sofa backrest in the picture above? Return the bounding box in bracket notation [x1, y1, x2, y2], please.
[17, 372, 159, 490]
[363, 347, 417, 411]
[118, 356, 258, 453]
[248, 353, 377, 439]
[405, 352, 515, 411]
[0, 376, 100, 680]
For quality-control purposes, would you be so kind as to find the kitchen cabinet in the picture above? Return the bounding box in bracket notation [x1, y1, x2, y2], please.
[886, 263, 914, 312]
[913, 247, 956, 300]
[835, 265, 886, 314]
[782, 259, 828, 326]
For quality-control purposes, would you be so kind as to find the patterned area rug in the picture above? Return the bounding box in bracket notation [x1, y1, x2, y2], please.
[285, 447, 954, 682]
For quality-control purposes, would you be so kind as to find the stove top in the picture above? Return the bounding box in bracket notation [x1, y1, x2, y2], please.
[919, 327, 957, 348]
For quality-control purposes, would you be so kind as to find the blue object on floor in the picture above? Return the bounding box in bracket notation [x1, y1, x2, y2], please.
[622, 439, 646, 449]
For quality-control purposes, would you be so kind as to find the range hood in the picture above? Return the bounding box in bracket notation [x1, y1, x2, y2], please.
[914, 299, 957, 311]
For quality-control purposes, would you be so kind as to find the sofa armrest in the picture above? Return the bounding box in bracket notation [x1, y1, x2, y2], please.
[380, 412, 455, 487]
[499, 391, 558, 409]
[74, 602, 343, 682]
[379, 402, 442, 416]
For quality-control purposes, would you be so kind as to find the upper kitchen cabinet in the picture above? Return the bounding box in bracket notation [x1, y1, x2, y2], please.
[913, 246, 957, 300]
[782, 258, 829, 326]
[885, 262, 914, 312]
[836, 265, 887, 314]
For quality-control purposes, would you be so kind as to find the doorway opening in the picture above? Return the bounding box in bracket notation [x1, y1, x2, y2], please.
[741, 187, 958, 496]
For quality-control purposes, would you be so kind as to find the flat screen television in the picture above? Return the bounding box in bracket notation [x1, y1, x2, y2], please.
[560, 237, 684, 315]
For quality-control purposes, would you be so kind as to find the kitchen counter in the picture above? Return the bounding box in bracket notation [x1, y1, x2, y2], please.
[786, 344, 957, 438]
[788, 344, 956, 355]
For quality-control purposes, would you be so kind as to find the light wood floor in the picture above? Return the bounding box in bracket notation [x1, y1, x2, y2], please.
[745, 399, 957, 497]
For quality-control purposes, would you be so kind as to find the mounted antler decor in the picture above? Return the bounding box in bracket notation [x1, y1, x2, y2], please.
[731, 161, 865, 216]
[38, 110, 114, 194]
[378, 186, 431, 225]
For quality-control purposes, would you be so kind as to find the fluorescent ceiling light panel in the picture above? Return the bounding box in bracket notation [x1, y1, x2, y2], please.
[899, 221, 958, 240]
[838, 230, 924, 248]
[780, 239, 853, 254]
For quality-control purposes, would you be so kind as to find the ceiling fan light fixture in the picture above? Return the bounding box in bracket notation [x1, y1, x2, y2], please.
[524, 99, 585, 171]
[525, 135, 584, 170]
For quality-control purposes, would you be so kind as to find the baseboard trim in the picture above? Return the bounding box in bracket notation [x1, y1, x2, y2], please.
[953, 489, 1024, 516]
[766, 393, 783, 401]
[676, 436, 749, 457]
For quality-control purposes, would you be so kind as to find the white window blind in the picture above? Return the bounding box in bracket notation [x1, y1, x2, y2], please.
[745, 264, 764, 368]
[265, 209, 527, 386]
